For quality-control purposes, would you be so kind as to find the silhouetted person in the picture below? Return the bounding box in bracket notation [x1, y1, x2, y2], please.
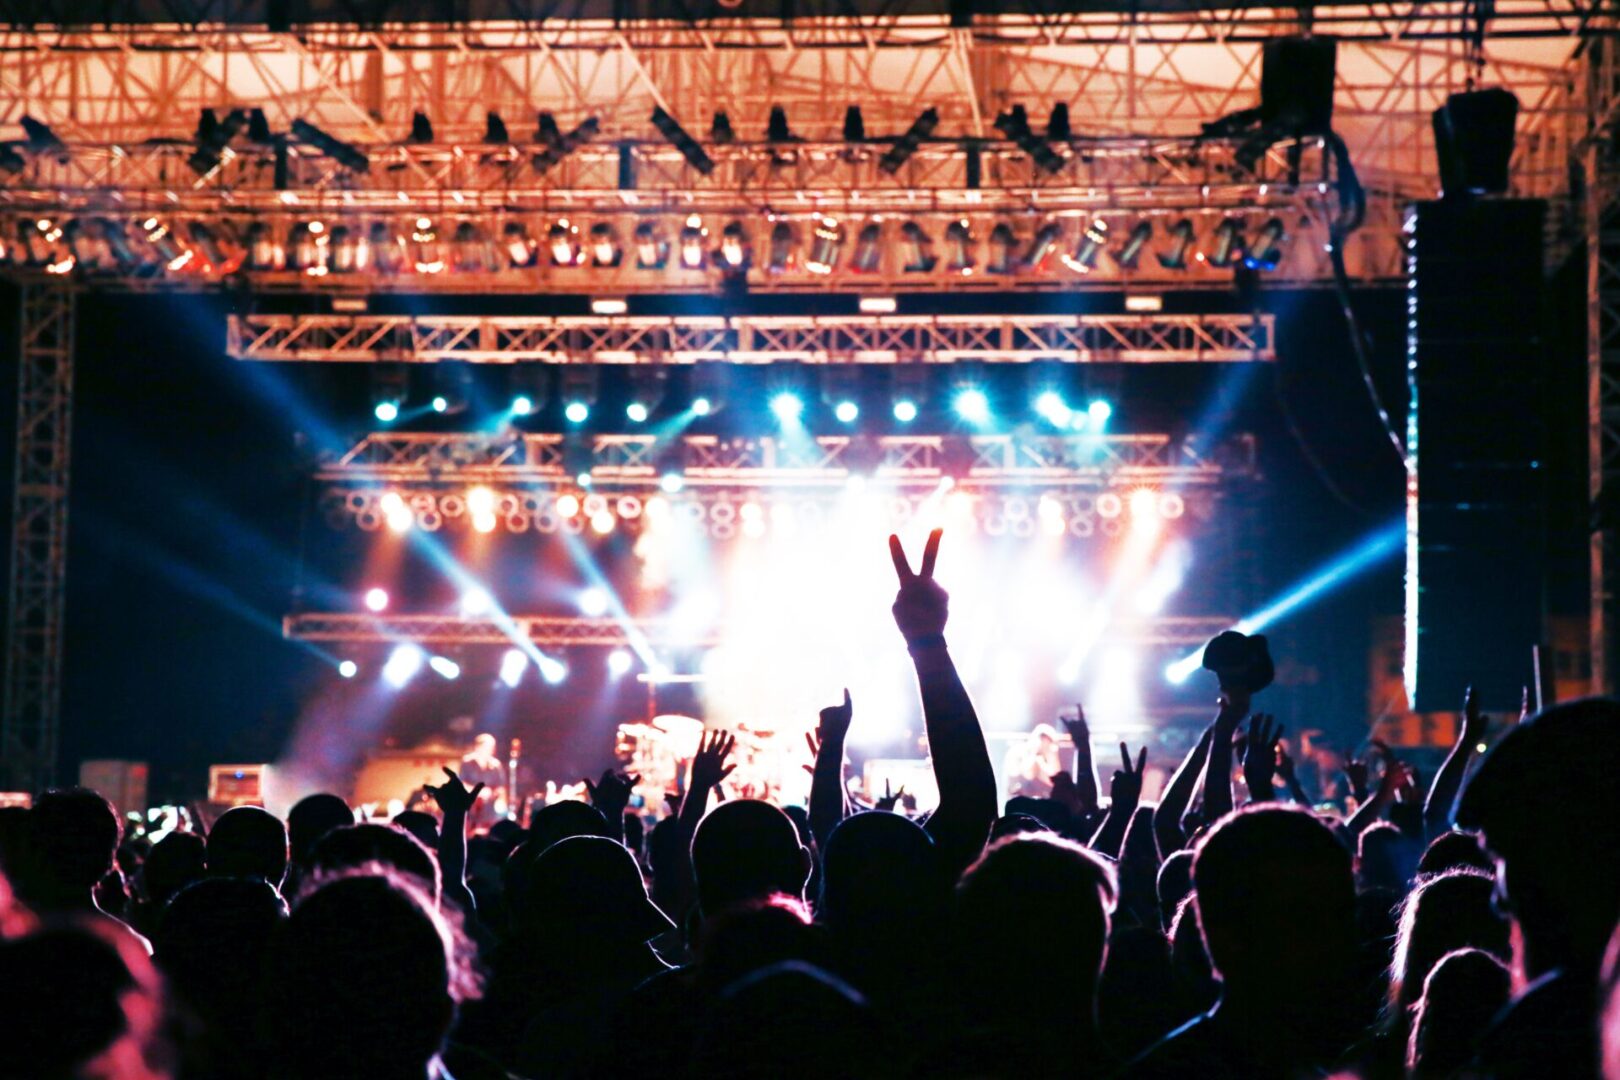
[1416, 829, 1493, 878]
[1156, 849, 1194, 932]
[27, 788, 151, 953]
[0, 917, 170, 1079]
[262, 872, 466, 1079]
[392, 810, 440, 851]
[946, 834, 1117, 1074]
[155, 877, 287, 1080]
[286, 794, 352, 866]
[206, 806, 288, 888]
[501, 800, 610, 914]
[691, 799, 811, 921]
[688, 961, 884, 1080]
[1357, 820, 1420, 895]
[1127, 805, 1365, 1079]
[306, 823, 439, 904]
[134, 832, 205, 923]
[1457, 697, 1620, 1079]
[1409, 948, 1511, 1078]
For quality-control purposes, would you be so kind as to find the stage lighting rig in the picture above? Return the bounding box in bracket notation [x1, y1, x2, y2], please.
[561, 368, 598, 424]
[371, 222, 406, 274]
[987, 223, 1018, 274]
[690, 362, 726, 417]
[767, 222, 796, 273]
[533, 115, 599, 172]
[822, 367, 861, 424]
[626, 369, 666, 423]
[1245, 218, 1286, 271]
[766, 105, 796, 143]
[590, 223, 622, 267]
[502, 222, 537, 267]
[484, 111, 509, 144]
[188, 107, 248, 175]
[373, 365, 408, 423]
[453, 222, 496, 272]
[944, 221, 974, 274]
[878, 108, 939, 174]
[719, 221, 749, 270]
[652, 106, 715, 175]
[850, 223, 882, 273]
[900, 222, 937, 273]
[0, 144, 24, 174]
[1117, 221, 1153, 270]
[679, 216, 708, 270]
[549, 219, 581, 267]
[711, 111, 735, 144]
[19, 116, 60, 151]
[1024, 221, 1064, 270]
[994, 105, 1065, 174]
[1048, 103, 1072, 142]
[806, 217, 843, 275]
[290, 118, 369, 172]
[509, 365, 549, 417]
[843, 106, 866, 143]
[1208, 218, 1246, 268]
[634, 222, 669, 270]
[1158, 220, 1196, 270]
[1063, 219, 1109, 274]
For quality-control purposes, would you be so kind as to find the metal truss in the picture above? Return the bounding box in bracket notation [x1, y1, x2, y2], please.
[282, 611, 1237, 651]
[3, 285, 73, 792]
[0, 7, 1601, 288]
[229, 312, 1275, 364]
[1589, 35, 1620, 694]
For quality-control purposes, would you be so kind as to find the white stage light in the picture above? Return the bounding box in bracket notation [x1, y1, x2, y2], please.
[660, 473, 685, 494]
[500, 648, 528, 688]
[607, 648, 633, 677]
[770, 392, 805, 423]
[383, 644, 426, 688]
[337, 660, 359, 679]
[429, 655, 461, 680]
[579, 587, 609, 616]
[538, 656, 568, 684]
[364, 587, 389, 612]
[461, 587, 493, 616]
[954, 388, 990, 424]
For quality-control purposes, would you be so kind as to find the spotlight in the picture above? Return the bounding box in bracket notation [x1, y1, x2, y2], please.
[503, 222, 536, 266]
[770, 392, 805, 423]
[1158, 219, 1196, 270]
[548, 219, 580, 266]
[565, 401, 589, 424]
[767, 222, 795, 273]
[429, 656, 461, 680]
[532, 114, 600, 172]
[461, 586, 493, 616]
[364, 587, 389, 612]
[1129, 488, 1159, 520]
[1047, 103, 1072, 141]
[591, 298, 629, 315]
[512, 395, 535, 416]
[660, 473, 685, 493]
[1025, 222, 1065, 270]
[767, 104, 794, 143]
[899, 221, 937, 272]
[835, 401, 859, 423]
[806, 217, 843, 275]
[1088, 399, 1113, 426]
[626, 402, 649, 423]
[556, 493, 582, 517]
[381, 492, 414, 532]
[893, 400, 919, 423]
[625, 369, 665, 424]
[1062, 219, 1108, 274]
[1125, 294, 1164, 313]
[986, 223, 1017, 274]
[591, 510, 615, 534]
[452, 222, 494, 273]
[1035, 390, 1073, 427]
[850, 223, 882, 272]
[485, 111, 509, 144]
[993, 104, 1065, 174]
[561, 368, 598, 423]
[651, 106, 715, 174]
[633, 222, 669, 269]
[579, 587, 609, 616]
[711, 111, 735, 143]
[859, 296, 897, 314]
[500, 648, 528, 688]
[590, 222, 621, 267]
[691, 363, 727, 416]
[607, 648, 633, 677]
[290, 118, 369, 172]
[472, 510, 497, 534]
[538, 655, 568, 684]
[954, 388, 991, 424]
[1245, 218, 1286, 271]
[944, 221, 974, 274]
[409, 216, 445, 274]
[1117, 220, 1153, 270]
[691, 397, 713, 417]
[382, 644, 426, 688]
[374, 401, 399, 423]
[679, 215, 707, 269]
[878, 108, 939, 174]
[338, 660, 359, 679]
[1207, 218, 1246, 268]
[843, 105, 866, 142]
[19, 115, 60, 150]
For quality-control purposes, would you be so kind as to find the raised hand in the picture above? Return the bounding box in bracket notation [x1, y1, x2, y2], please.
[1061, 704, 1100, 812]
[888, 528, 948, 645]
[1461, 686, 1489, 745]
[802, 732, 820, 776]
[818, 688, 854, 745]
[1110, 742, 1148, 815]
[427, 767, 484, 817]
[1242, 714, 1284, 800]
[583, 769, 639, 817]
[691, 729, 737, 792]
[1342, 751, 1371, 803]
[874, 779, 906, 812]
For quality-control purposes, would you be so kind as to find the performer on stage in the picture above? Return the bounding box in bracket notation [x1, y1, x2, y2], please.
[458, 733, 508, 829]
[1004, 723, 1065, 799]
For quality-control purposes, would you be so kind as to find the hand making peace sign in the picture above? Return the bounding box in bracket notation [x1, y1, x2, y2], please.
[888, 527, 949, 645]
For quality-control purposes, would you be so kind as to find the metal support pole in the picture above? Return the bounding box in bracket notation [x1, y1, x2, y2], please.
[2, 285, 75, 792]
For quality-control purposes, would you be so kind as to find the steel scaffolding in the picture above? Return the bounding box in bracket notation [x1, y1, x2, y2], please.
[3, 285, 73, 793]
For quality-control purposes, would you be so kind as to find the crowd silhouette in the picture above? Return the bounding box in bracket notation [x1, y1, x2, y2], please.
[2, 528, 1618, 1079]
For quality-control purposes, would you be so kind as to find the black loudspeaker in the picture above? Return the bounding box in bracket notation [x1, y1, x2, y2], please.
[1406, 199, 1546, 712]
[1433, 88, 1519, 197]
[1260, 37, 1338, 136]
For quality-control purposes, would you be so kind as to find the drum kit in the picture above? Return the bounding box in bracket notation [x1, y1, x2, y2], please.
[614, 714, 802, 809]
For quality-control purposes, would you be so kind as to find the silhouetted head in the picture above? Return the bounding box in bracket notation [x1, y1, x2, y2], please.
[1157, 849, 1194, 931]
[689, 961, 880, 1080]
[988, 813, 1051, 842]
[1389, 868, 1509, 1015]
[623, 812, 645, 860]
[955, 835, 1116, 1019]
[1408, 948, 1511, 1077]
[0, 918, 166, 1079]
[286, 794, 352, 865]
[780, 804, 813, 849]
[691, 800, 811, 918]
[696, 895, 824, 992]
[392, 810, 439, 851]
[1357, 820, 1420, 894]
[140, 831, 206, 909]
[486, 819, 525, 852]
[1193, 805, 1356, 997]
[264, 873, 466, 1078]
[1417, 830, 1492, 878]
[819, 811, 942, 934]
[207, 806, 288, 887]
[1457, 697, 1620, 978]
[473, 733, 496, 757]
[156, 876, 287, 1013]
[306, 823, 439, 903]
[503, 801, 610, 905]
[30, 788, 120, 898]
[513, 835, 671, 945]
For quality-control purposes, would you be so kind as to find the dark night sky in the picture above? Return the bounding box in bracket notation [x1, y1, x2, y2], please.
[0, 272, 1586, 801]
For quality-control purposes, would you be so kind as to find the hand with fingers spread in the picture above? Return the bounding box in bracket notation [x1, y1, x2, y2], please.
[874, 779, 906, 813]
[888, 528, 949, 646]
[583, 769, 639, 820]
[1061, 704, 1100, 813]
[1242, 714, 1285, 802]
[427, 767, 484, 817]
[818, 688, 854, 745]
[691, 730, 737, 793]
[1110, 742, 1148, 817]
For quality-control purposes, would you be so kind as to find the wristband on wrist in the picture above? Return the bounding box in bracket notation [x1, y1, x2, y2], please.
[906, 633, 947, 653]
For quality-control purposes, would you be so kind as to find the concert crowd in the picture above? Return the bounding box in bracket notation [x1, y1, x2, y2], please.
[0, 529, 1616, 1079]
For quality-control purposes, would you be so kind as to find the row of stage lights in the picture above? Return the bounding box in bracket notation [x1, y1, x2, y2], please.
[350, 482, 1189, 539]
[373, 362, 1114, 431]
[336, 642, 630, 689]
[13, 211, 1289, 281]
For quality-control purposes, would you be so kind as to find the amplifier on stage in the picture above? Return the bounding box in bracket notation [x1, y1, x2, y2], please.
[80, 760, 148, 815]
[209, 763, 271, 806]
